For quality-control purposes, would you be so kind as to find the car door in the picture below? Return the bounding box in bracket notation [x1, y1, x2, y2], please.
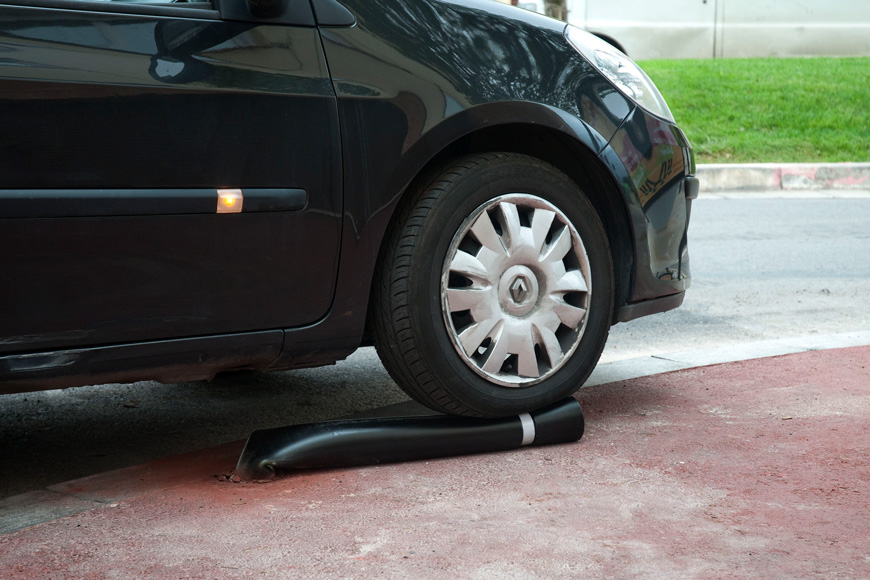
[0, 0, 342, 355]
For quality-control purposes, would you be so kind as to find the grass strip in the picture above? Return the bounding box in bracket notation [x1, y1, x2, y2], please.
[639, 57, 870, 163]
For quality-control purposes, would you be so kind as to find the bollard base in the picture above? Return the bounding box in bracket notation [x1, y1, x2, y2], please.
[235, 398, 584, 479]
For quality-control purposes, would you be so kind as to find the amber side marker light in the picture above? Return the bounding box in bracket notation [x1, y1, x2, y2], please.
[217, 189, 243, 213]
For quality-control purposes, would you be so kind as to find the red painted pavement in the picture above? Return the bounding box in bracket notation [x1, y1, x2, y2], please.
[2, 346, 868, 579]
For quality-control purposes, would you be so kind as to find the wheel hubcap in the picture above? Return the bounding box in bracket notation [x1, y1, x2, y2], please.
[441, 194, 592, 387]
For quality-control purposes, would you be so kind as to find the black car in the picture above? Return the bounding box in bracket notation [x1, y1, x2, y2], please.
[0, 0, 697, 416]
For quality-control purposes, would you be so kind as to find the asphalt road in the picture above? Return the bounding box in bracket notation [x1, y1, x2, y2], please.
[603, 192, 870, 361]
[2, 192, 869, 500]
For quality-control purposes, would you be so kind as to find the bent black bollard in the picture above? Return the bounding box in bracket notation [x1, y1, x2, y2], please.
[236, 398, 584, 479]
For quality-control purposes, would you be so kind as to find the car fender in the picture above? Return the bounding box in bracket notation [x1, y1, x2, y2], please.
[269, 99, 624, 370]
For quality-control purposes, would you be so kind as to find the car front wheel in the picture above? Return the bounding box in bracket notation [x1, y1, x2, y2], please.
[371, 153, 613, 417]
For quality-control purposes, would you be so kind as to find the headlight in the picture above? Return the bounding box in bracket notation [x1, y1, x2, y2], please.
[564, 25, 674, 123]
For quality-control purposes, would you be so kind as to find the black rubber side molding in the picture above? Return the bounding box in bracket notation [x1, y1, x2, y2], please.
[0, 188, 307, 218]
[235, 398, 584, 479]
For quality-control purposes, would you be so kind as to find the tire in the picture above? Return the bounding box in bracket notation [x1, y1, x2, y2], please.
[371, 153, 614, 417]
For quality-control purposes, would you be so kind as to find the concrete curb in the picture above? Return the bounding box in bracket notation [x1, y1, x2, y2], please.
[697, 162, 870, 193]
[586, 330, 870, 387]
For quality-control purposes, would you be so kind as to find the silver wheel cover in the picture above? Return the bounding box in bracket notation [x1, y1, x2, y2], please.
[441, 194, 592, 387]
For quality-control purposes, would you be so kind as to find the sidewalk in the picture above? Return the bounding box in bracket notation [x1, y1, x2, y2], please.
[2, 343, 869, 579]
[697, 162, 870, 193]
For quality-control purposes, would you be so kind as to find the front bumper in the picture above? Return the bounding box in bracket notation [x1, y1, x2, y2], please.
[616, 290, 686, 323]
[598, 107, 698, 321]
[616, 174, 698, 322]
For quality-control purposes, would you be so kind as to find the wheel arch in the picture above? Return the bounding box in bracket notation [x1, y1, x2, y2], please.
[362, 121, 635, 343]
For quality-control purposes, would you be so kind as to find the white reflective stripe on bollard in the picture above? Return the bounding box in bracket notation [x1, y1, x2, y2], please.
[519, 413, 535, 446]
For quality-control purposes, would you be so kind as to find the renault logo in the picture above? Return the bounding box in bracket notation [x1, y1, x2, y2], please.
[509, 276, 529, 303]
